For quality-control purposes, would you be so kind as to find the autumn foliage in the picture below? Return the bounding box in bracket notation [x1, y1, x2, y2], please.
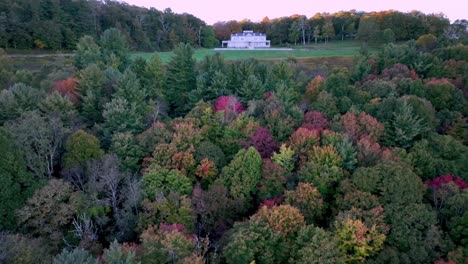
[51, 77, 79, 104]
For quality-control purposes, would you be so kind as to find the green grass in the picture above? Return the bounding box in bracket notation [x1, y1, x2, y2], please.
[132, 41, 377, 63]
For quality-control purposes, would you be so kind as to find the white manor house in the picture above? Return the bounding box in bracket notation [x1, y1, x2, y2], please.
[221, 30, 271, 49]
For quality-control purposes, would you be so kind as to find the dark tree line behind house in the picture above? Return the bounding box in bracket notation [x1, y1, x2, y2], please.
[0, 24, 467, 263]
[214, 11, 465, 46]
[0, 0, 218, 51]
[1, 0, 466, 52]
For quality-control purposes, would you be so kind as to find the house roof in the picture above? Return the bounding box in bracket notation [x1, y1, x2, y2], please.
[231, 30, 265, 37]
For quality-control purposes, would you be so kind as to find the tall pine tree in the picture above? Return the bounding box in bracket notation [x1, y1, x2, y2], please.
[164, 43, 196, 116]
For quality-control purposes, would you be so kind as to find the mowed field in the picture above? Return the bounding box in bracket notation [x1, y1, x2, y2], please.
[9, 41, 374, 72]
[132, 41, 374, 63]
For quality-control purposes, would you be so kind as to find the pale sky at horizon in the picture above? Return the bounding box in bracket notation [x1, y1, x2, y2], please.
[125, 0, 467, 24]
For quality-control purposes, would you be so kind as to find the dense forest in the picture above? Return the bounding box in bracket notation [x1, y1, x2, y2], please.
[1, 1, 468, 264]
[0, 0, 219, 50]
[1, 25, 468, 263]
[1, 0, 467, 51]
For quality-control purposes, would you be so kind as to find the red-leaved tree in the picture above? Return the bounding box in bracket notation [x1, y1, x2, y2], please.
[214, 96, 245, 113]
[244, 127, 278, 159]
[426, 174, 468, 190]
[340, 112, 384, 142]
[302, 111, 329, 131]
[51, 77, 79, 104]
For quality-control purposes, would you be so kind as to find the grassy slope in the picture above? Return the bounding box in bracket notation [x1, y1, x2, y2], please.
[133, 41, 375, 63]
[10, 41, 375, 72]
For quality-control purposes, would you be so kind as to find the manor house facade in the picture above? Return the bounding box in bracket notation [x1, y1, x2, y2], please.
[221, 30, 271, 49]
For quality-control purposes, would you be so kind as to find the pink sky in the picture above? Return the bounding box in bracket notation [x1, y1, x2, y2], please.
[126, 0, 466, 24]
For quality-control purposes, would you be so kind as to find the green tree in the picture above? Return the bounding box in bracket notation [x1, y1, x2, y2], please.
[0, 83, 44, 125]
[102, 240, 138, 264]
[63, 129, 104, 169]
[110, 132, 145, 172]
[144, 53, 166, 99]
[77, 64, 107, 124]
[221, 147, 263, 204]
[102, 98, 146, 140]
[143, 166, 193, 198]
[53, 248, 98, 264]
[382, 28, 395, 43]
[223, 220, 287, 264]
[99, 28, 130, 70]
[201, 26, 219, 48]
[75, 35, 101, 69]
[351, 162, 424, 205]
[357, 15, 379, 47]
[0, 128, 38, 230]
[165, 43, 196, 116]
[291, 225, 345, 264]
[383, 100, 427, 148]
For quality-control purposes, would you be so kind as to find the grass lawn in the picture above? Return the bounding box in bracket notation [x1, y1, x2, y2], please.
[132, 40, 377, 63]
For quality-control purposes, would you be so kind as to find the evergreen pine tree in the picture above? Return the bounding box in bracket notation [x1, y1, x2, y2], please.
[165, 43, 196, 116]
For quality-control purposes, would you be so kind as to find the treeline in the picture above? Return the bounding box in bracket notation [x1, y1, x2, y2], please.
[0, 0, 218, 51]
[214, 11, 466, 46]
[0, 27, 467, 263]
[1, 0, 467, 51]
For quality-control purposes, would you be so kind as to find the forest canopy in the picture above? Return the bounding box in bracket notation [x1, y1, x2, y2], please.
[0, 1, 467, 264]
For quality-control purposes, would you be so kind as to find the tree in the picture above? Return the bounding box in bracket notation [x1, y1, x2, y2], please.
[271, 144, 295, 173]
[352, 162, 425, 206]
[382, 28, 395, 43]
[6, 111, 67, 178]
[244, 127, 278, 159]
[291, 225, 345, 264]
[140, 225, 195, 264]
[334, 218, 386, 263]
[111, 132, 145, 173]
[258, 159, 287, 200]
[143, 166, 193, 198]
[357, 15, 378, 47]
[322, 21, 335, 43]
[75, 35, 101, 69]
[51, 77, 79, 105]
[53, 248, 97, 264]
[165, 43, 196, 116]
[416, 34, 437, 51]
[304, 76, 325, 102]
[102, 98, 146, 141]
[423, 79, 464, 111]
[288, 127, 320, 165]
[221, 147, 262, 204]
[377, 203, 444, 263]
[340, 112, 384, 143]
[0, 233, 53, 264]
[144, 53, 166, 99]
[63, 130, 104, 169]
[223, 221, 286, 264]
[0, 83, 44, 125]
[100, 28, 130, 70]
[285, 183, 324, 224]
[302, 111, 329, 131]
[0, 128, 38, 230]
[252, 205, 305, 238]
[238, 74, 265, 102]
[383, 100, 426, 148]
[102, 240, 138, 264]
[16, 179, 79, 246]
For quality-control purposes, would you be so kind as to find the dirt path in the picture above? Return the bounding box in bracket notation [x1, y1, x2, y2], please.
[6, 53, 74, 58]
